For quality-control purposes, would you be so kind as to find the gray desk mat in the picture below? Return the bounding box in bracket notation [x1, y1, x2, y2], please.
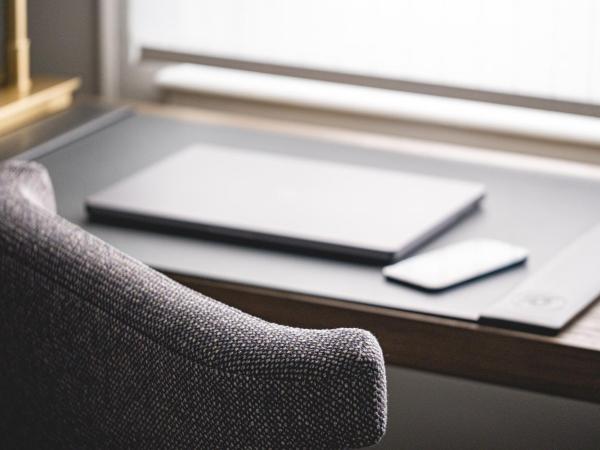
[36, 113, 600, 321]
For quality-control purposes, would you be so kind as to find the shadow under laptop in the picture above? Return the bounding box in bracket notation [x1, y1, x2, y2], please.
[86, 202, 484, 268]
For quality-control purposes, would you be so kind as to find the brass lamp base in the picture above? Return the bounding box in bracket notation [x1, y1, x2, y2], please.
[0, 76, 81, 136]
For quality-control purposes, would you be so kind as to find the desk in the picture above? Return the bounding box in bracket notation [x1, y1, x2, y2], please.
[20, 102, 600, 404]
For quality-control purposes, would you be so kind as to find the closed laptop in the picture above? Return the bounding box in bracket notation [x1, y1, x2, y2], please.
[86, 145, 485, 263]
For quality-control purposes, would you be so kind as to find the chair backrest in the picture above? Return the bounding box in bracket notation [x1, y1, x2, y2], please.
[0, 160, 387, 449]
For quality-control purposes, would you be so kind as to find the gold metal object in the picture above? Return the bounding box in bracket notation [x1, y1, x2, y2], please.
[0, 0, 6, 85]
[0, 77, 80, 135]
[6, 0, 30, 94]
[0, 0, 80, 137]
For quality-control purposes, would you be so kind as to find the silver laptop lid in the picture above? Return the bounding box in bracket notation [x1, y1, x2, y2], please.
[86, 145, 485, 262]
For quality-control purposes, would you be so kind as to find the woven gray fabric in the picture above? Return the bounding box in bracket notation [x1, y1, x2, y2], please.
[0, 160, 387, 449]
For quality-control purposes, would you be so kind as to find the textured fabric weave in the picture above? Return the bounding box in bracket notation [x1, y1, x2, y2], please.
[0, 160, 387, 449]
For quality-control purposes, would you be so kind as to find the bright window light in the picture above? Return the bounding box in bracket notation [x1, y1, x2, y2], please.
[130, 0, 600, 106]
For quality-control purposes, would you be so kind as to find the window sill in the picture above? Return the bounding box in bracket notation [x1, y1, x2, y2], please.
[156, 64, 600, 146]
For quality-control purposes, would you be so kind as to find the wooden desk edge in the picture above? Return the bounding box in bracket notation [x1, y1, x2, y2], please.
[167, 272, 600, 404]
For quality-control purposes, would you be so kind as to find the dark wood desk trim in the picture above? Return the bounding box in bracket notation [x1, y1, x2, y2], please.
[167, 272, 600, 404]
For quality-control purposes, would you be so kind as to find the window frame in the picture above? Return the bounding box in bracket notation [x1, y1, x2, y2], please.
[142, 46, 600, 119]
[99, 0, 600, 163]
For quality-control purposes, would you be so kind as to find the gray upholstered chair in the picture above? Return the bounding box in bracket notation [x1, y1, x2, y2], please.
[0, 160, 387, 449]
